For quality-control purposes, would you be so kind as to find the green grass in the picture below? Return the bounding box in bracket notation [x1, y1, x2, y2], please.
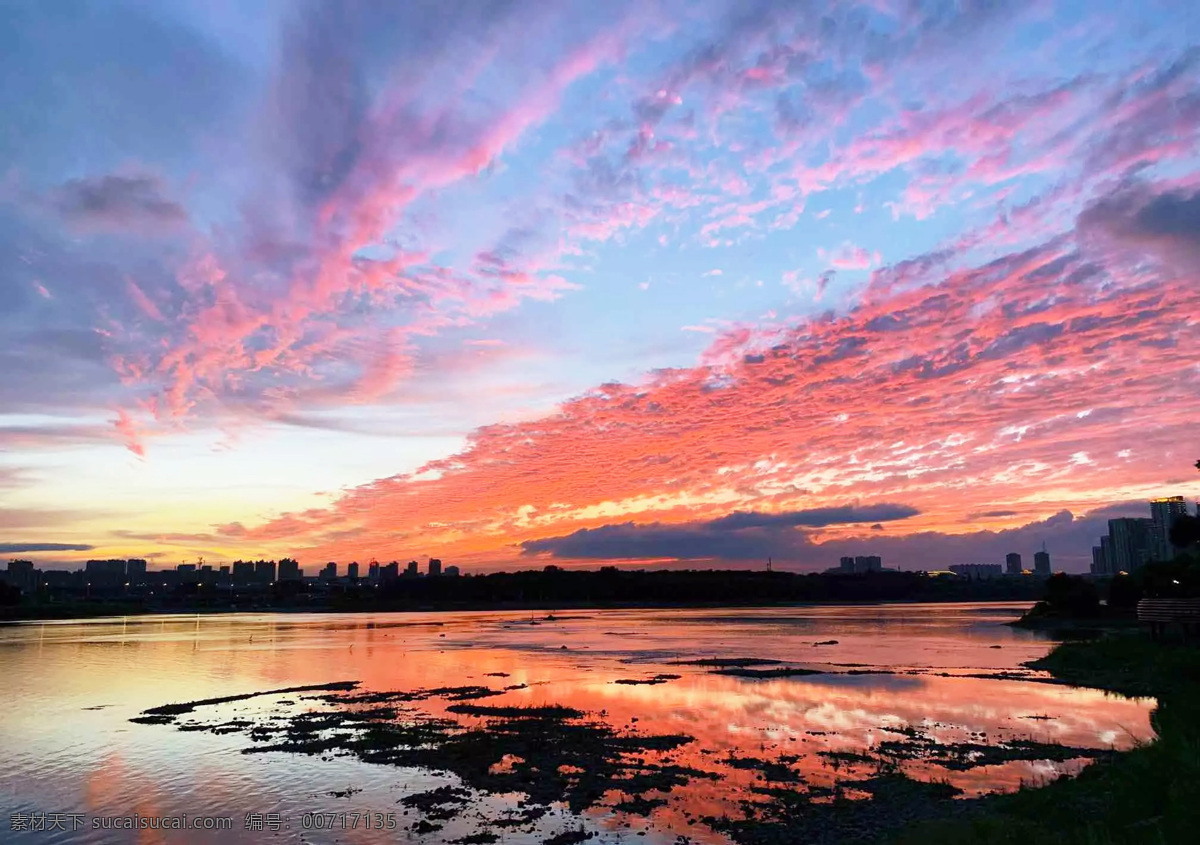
[892, 632, 1200, 844]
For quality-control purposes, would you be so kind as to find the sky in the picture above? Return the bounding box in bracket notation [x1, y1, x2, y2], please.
[2, 0, 1199, 574]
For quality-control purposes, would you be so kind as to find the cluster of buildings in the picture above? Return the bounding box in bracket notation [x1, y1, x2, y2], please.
[828, 555, 886, 574]
[825, 550, 1052, 579]
[1090, 496, 1195, 576]
[1, 556, 461, 597]
[317, 558, 459, 581]
[948, 549, 1052, 579]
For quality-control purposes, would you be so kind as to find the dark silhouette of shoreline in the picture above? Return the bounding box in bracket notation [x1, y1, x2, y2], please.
[1, 567, 1045, 621]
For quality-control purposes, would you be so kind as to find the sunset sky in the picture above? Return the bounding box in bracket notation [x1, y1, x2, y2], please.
[2, 0, 1199, 573]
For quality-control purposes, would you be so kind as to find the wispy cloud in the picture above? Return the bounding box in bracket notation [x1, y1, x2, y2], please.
[0, 542, 95, 554]
[49, 174, 186, 232]
[3, 0, 1199, 569]
[224, 181, 1200, 568]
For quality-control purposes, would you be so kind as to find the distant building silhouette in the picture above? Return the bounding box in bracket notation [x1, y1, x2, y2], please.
[405, 560, 419, 578]
[368, 561, 380, 583]
[347, 562, 359, 581]
[5, 559, 35, 592]
[444, 565, 460, 577]
[126, 559, 147, 585]
[1091, 496, 1193, 575]
[320, 562, 337, 581]
[829, 555, 883, 574]
[85, 559, 126, 588]
[232, 561, 254, 584]
[255, 560, 276, 583]
[1005, 553, 1022, 575]
[949, 563, 1003, 579]
[278, 558, 300, 582]
[1033, 548, 1051, 576]
[1108, 518, 1153, 572]
[428, 558, 443, 577]
[1100, 534, 1115, 574]
[1150, 496, 1189, 561]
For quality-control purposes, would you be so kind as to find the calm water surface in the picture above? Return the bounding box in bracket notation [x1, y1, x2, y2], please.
[0, 603, 1154, 844]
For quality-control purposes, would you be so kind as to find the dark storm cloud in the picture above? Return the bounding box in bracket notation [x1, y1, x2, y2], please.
[521, 503, 920, 561]
[1133, 190, 1200, 241]
[812, 510, 1145, 573]
[520, 520, 806, 561]
[1079, 185, 1200, 266]
[707, 503, 920, 530]
[522, 507, 1142, 573]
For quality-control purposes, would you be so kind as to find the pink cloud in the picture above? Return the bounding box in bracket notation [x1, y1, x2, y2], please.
[819, 242, 879, 270]
[225, 186, 1200, 568]
[112, 409, 146, 457]
[102, 21, 636, 438]
[125, 277, 165, 322]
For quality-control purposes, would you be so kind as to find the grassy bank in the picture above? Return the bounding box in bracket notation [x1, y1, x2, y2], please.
[894, 632, 1200, 844]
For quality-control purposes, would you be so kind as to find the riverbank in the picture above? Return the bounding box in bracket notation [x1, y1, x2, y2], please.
[0, 568, 1048, 622]
[893, 631, 1200, 844]
[0, 595, 1039, 623]
[1007, 608, 1140, 637]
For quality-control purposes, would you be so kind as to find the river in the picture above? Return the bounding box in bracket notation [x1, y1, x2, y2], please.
[0, 603, 1154, 844]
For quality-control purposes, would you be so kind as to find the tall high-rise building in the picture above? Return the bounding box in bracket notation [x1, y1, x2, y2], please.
[320, 562, 337, 581]
[278, 558, 300, 582]
[839, 556, 855, 572]
[255, 559, 276, 583]
[368, 561, 380, 582]
[853, 555, 881, 572]
[1108, 518, 1153, 572]
[428, 558, 443, 577]
[1033, 548, 1051, 576]
[126, 559, 147, 584]
[347, 562, 359, 581]
[85, 559, 125, 587]
[1150, 496, 1189, 562]
[5, 559, 36, 592]
[1005, 552, 1022, 575]
[1100, 534, 1115, 574]
[1091, 545, 1107, 575]
[232, 561, 255, 583]
[405, 560, 419, 577]
[381, 561, 399, 581]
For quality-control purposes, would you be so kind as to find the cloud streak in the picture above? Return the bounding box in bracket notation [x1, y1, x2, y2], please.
[49, 174, 186, 232]
[224, 179, 1200, 570]
[0, 542, 95, 554]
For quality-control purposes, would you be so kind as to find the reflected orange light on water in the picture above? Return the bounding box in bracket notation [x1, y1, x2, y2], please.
[0, 606, 1157, 845]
